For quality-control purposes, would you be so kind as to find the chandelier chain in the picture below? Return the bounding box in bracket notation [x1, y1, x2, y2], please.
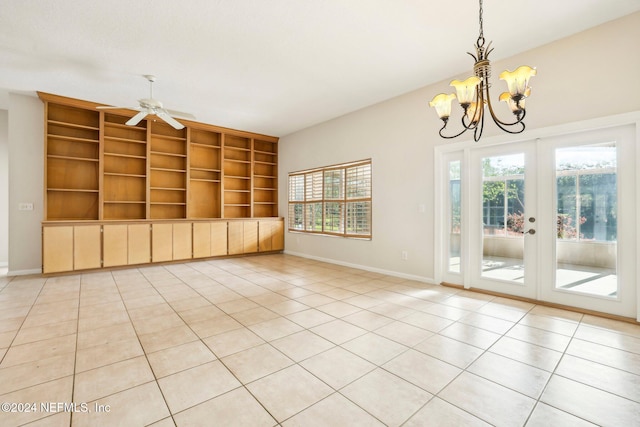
[478, 0, 485, 46]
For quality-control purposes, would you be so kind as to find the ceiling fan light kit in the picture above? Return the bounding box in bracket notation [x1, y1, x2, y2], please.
[97, 74, 194, 130]
[429, 0, 536, 142]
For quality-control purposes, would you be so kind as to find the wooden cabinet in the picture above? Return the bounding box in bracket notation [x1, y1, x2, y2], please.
[42, 224, 102, 273]
[211, 221, 228, 256]
[40, 93, 283, 274]
[173, 223, 192, 260]
[43, 226, 74, 273]
[193, 222, 212, 258]
[193, 221, 228, 258]
[259, 219, 285, 252]
[152, 223, 173, 262]
[42, 218, 280, 273]
[73, 225, 101, 270]
[128, 224, 151, 265]
[228, 220, 258, 255]
[103, 224, 128, 267]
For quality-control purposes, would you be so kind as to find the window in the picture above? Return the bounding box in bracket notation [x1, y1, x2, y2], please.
[481, 154, 525, 237]
[288, 159, 371, 238]
[556, 144, 617, 242]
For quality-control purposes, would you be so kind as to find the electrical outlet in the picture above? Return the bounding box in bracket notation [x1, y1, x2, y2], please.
[401, 251, 408, 260]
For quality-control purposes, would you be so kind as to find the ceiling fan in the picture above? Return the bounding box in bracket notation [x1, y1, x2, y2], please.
[97, 75, 195, 130]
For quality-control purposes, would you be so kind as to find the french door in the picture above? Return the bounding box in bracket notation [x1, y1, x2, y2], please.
[437, 124, 637, 318]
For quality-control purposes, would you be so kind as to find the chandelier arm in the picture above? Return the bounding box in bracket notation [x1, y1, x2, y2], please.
[473, 103, 485, 142]
[484, 89, 527, 133]
[438, 121, 470, 139]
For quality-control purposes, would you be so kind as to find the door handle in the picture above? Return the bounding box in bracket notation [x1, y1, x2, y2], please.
[525, 229, 536, 235]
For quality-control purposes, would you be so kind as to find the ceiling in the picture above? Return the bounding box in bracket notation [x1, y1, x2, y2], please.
[1, 0, 639, 136]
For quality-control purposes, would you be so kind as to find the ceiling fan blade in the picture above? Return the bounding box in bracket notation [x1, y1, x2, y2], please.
[157, 110, 185, 130]
[126, 110, 148, 126]
[165, 109, 195, 120]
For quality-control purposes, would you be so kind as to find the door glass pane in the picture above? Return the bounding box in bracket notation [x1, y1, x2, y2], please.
[448, 160, 461, 273]
[481, 154, 525, 283]
[555, 144, 617, 297]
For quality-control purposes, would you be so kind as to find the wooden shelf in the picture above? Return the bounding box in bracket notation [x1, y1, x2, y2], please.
[104, 152, 146, 160]
[191, 167, 221, 172]
[151, 202, 187, 206]
[104, 172, 146, 178]
[151, 187, 186, 191]
[48, 120, 99, 131]
[104, 200, 145, 204]
[48, 134, 99, 144]
[104, 122, 146, 131]
[152, 134, 186, 142]
[47, 154, 99, 162]
[150, 151, 187, 158]
[104, 136, 147, 145]
[48, 188, 99, 193]
[150, 167, 187, 173]
[191, 142, 221, 149]
[191, 178, 221, 183]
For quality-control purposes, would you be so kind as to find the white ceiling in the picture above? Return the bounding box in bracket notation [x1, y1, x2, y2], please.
[1, 0, 639, 136]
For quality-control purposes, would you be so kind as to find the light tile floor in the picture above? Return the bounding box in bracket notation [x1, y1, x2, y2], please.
[0, 254, 639, 426]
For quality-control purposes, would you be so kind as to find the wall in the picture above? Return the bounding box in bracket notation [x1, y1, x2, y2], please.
[8, 94, 43, 274]
[0, 110, 8, 266]
[279, 12, 640, 282]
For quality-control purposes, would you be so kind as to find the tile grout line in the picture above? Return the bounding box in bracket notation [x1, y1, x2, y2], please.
[111, 267, 179, 427]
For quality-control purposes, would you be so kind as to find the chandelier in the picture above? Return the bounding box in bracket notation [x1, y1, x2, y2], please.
[429, 0, 536, 142]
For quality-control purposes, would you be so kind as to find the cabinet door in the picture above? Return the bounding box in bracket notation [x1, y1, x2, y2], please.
[272, 220, 284, 251]
[173, 223, 192, 261]
[228, 222, 244, 255]
[193, 222, 211, 258]
[103, 224, 128, 267]
[43, 226, 74, 273]
[211, 222, 228, 256]
[128, 224, 151, 265]
[73, 225, 102, 270]
[243, 221, 258, 253]
[152, 223, 173, 262]
[258, 220, 273, 252]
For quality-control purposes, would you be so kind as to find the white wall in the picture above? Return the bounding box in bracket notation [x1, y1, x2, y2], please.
[279, 12, 640, 282]
[0, 110, 8, 267]
[8, 94, 43, 274]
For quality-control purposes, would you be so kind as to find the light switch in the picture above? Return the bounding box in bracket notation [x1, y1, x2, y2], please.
[18, 203, 34, 211]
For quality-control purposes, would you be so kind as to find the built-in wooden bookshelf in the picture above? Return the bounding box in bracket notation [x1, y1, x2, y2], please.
[103, 113, 148, 219]
[223, 134, 252, 218]
[253, 139, 278, 217]
[149, 122, 188, 219]
[189, 128, 222, 218]
[45, 103, 100, 220]
[39, 92, 279, 224]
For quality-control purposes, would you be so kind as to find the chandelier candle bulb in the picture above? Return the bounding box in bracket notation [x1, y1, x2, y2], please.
[450, 76, 482, 106]
[429, 93, 457, 120]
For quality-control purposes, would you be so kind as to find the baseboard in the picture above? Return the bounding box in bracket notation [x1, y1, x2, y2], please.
[7, 268, 42, 276]
[283, 250, 436, 284]
[0, 261, 7, 268]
